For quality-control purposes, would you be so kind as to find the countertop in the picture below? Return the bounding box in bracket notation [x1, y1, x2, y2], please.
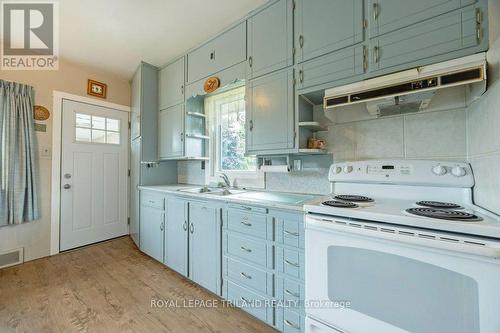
[138, 184, 326, 212]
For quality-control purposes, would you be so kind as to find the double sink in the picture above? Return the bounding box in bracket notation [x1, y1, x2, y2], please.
[177, 187, 315, 205]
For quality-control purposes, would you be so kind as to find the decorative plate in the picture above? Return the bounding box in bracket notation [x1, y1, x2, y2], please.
[34, 105, 50, 121]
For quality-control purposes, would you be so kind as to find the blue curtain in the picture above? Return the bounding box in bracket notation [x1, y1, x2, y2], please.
[0, 80, 39, 226]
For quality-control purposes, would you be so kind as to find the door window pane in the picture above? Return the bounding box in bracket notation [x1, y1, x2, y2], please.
[75, 112, 121, 145]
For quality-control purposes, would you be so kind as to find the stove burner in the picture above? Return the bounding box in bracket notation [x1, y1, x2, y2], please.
[416, 201, 462, 209]
[334, 195, 374, 203]
[406, 208, 482, 222]
[322, 200, 358, 208]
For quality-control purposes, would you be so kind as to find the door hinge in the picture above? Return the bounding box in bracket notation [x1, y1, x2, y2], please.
[128, 121, 131, 129]
[127, 217, 130, 225]
[363, 19, 368, 29]
[363, 46, 368, 72]
[476, 8, 482, 43]
[128, 169, 131, 177]
[292, 0, 296, 11]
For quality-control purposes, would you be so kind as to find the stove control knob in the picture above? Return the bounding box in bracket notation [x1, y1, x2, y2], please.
[432, 165, 447, 176]
[451, 166, 466, 177]
[332, 166, 342, 174]
[343, 165, 353, 173]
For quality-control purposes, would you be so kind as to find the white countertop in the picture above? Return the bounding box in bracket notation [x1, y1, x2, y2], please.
[138, 184, 325, 212]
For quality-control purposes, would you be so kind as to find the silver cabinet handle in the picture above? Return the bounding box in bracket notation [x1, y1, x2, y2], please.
[241, 221, 252, 227]
[240, 296, 250, 303]
[284, 230, 299, 237]
[285, 289, 300, 298]
[299, 69, 304, 83]
[189, 223, 194, 234]
[284, 259, 299, 268]
[240, 272, 252, 279]
[373, 46, 380, 63]
[240, 246, 252, 253]
[248, 56, 253, 68]
[183, 221, 188, 231]
[373, 3, 379, 20]
[249, 120, 253, 131]
[160, 221, 165, 231]
[284, 319, 300, 330]
[298, 35, 304, 48]
[63, 184, 71, 189]
[181, 85, 184, 95]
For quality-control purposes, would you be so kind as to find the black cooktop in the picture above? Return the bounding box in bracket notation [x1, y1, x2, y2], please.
[334, 195, 374, 203]
[406, 208, 482, 222]
[322, 200, 359, 208]
[416, 201, 462, 209]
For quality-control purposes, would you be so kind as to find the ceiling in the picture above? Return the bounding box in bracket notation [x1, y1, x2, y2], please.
[59, 0, 268, 80]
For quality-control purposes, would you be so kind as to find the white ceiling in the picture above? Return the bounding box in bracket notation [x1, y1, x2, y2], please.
[59, 0, 268, 80]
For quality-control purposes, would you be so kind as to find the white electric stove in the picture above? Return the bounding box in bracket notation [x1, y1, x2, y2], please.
[304, 160, 500, 333]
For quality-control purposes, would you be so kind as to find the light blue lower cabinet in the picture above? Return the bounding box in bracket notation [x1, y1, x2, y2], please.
[224, 280, 275, 324]
[164, 196, 189, 277]
[140, 191, 165, 262]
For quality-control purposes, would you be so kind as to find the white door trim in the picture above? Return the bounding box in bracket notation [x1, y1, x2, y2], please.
[50, 91, 130, 255]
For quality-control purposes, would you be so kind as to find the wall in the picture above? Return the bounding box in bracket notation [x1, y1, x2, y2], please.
[0, 59, 131, 261]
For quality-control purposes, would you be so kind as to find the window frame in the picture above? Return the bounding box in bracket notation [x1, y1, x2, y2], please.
[205, 86, 264, 188]
[74, 112, 121, 145]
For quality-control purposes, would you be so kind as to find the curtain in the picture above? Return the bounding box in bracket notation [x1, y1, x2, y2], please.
[0, 80, 39, 226]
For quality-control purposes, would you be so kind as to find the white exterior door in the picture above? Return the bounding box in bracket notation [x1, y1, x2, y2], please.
[60, 100, 129, 251]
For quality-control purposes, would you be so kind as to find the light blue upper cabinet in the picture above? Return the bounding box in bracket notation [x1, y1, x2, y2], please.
[164, 197, 189, 277]
[247, 0, 293, 79]
[130, 66, 142, 141]
[367, 0, 475, 38]
[159, 104, 184, 159]
[187, 22, 246, 84]
[188, 202, 221, 295]
[370, 3, 488, 73]
[246, 68, 295, 154]
[159, 57, 185, 110]
[295, 0, 364, 63]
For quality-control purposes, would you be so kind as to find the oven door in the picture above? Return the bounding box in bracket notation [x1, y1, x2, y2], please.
[305, 215, 500, 333]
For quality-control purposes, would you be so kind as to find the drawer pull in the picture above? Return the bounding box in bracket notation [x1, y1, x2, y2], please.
[284, 230, 299, 237]
[241, 221, 252, 227]
[240, 272, 252, 279]
[285, 259, 300, 268]
[284, 319, 300, 330]
[240, 246, 252, 253]
[285, 289, 300, 298]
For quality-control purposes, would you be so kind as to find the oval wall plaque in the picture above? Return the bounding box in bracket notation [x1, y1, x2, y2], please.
[34, 105, 50, 121]
[204, 77, 220, 94]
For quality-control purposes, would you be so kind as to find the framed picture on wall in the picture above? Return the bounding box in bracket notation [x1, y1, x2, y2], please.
[87, 79, 107, 99]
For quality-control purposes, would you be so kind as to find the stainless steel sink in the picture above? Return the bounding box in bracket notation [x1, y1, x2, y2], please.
[177, 187, 215, 194]
[206, 189, 247, 196]
[177, 187, 246, 196]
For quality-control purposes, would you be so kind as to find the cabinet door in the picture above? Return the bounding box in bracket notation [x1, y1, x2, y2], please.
[297, 45, 366, 91]
[189, 202, 220, 294]
[368, 0, 474, 38]
[159, 57, 185, 110]
[370, 4, 485, 73]
[296, 0, 364, 63]
[159, 104, 184, 159]
[213, 22, 247, 74]
[247, 0, 293, 79]
[164, 197, 188, 276]
[130, 66, 142, 140]
[130, 139, 141, 247]
[140, 205, 164, 262]
[246, 68, 294, 153]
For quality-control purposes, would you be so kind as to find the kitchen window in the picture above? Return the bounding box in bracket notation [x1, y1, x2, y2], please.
[205, 86, 263, 187]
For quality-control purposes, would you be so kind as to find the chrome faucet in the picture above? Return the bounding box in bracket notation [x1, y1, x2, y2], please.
[220, 173, 230, 188]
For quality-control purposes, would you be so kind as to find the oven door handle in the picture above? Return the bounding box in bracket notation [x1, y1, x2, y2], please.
[306, 215, 500, 259]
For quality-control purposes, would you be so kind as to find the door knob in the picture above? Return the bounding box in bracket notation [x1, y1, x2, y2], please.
[64, 173, 71, 179]
[63, 184, 71, 189]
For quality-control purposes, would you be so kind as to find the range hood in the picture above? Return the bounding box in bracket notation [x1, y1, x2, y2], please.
[324, 53, 487, 117]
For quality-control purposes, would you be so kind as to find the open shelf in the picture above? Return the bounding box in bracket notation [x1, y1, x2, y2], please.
[298, 121, 328, 132]
[298, 148, 328, 155]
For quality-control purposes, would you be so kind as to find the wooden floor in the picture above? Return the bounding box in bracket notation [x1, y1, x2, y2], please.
[0, 237, 276, 333]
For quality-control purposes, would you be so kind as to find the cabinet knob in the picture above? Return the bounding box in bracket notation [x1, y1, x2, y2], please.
[189, 223, 194, 234]
[249, 120, 254, 131]
[248, 56, 253, 68]
[183, 221, 188, 231]
[298, 35, 304, 48]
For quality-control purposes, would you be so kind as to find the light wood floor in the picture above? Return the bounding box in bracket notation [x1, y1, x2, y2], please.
[0, 237, 276, 333]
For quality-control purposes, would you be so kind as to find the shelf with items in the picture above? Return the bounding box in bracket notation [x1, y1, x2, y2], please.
[297, 95, 330, 153]
[185, 95, 209, 159]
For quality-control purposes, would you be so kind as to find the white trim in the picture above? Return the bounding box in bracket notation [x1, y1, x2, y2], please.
[50, 91, 130, 255]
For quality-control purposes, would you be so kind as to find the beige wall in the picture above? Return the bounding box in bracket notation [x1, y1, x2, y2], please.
[0, 59, 131, 261]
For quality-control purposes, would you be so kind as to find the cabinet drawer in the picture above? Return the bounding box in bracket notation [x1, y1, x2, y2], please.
[225, 257, 272, 296]
[276, 277, 304, 314]
[297, 45, 365, 91]
[226, 281, 272, 323]
[276, 247, 304, 280]
[370, 4, 486, 73]
[226, 233, 270, 268]
[141, 192, 164, 210]
[227, 204, 268, 214]
[227, 210, 268, 239]
[282, 309, 303, 333]
[276, 216, 304, 249]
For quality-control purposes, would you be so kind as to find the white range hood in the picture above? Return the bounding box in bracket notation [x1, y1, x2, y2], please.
[324, 53, 487, 117]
